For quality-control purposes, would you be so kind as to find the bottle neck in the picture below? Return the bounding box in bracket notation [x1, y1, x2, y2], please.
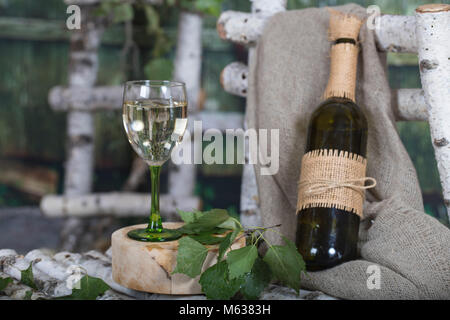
[323, 41, 359, 102]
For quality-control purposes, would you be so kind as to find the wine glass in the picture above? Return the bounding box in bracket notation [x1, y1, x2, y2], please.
[122, 80, 188, 242]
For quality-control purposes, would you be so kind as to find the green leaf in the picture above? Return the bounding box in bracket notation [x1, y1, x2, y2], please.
[0, 277, 12, 291]
[180, 0, 223, 17]
[20, 264, 37, 290]
[190, 233, 225, 245]
[211, 227, 230, 234]
[172, 236, 208, 278]
[218, 227, 241, 261]
[177, 209, 205, 224]
[143, 4, 160, 34]
[217, 217, 241, 230]
[195, 0, 222, 17]
[263, 236, 305, 293]
[240, 258, 272, 300]
[199, 261, 245, 300]
[151, 32, 173, 58]
[144, 58, 174, 81]
[56, 275, 109, 300]
[23, 290, 33, 300]
[226, 245, 258, 279]
[178, 209, 230, 234]
[112, 3, 134, 23]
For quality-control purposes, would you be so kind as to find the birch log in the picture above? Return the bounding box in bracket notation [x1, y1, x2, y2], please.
[49, 85, 123, 112]
[237, 0, 287, 229]
[415, 4, 450, 217]
[220, 62, 248, 97]
[217, 11, 265, 46]
[48, 84, 246, 127]
[0, 249, 135, 300]
[220, 61, 428, 122]
[374, 15, 417, 53]
[60, 6, 105, 251]
[0, 248, 335, 300]
[40, 193, 200, 220]
[169, 11, 203, 198]
[218, 8, 418, 54]
[392, 88, 428, 121]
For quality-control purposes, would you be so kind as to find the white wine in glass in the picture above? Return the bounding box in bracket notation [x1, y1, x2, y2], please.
[122, 81, 188, 242]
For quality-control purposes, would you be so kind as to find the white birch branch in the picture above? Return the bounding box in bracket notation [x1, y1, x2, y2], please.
[61, 6, 106, 251]
[220, 61, 428, 121]
[0, 248, 334, 300]
[235, 0, 287, 229]
[374, 15, 417, 53]
[217, 0, 286, 46]
[168, 11, 203, 198]
[48, 84, 246, 128]
[49, 85, 123, 112]
[217, 11, 265, 46]
[64, 8, 103, 197]
[415, 4, 450, 217]
[173, 11, 203, 113]
[251, 0, 287, 18]
[40, 193, 200, 219]
[220, 62, 248, 97]
[392, 88, 428, 121]
[0, 249, 133, 300]
[218, 9, 418, 54]
[0, 249, 72, 298]
[52, 250, 152, 299]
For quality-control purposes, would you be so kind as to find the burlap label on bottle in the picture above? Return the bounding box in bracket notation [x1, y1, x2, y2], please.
[296, 149, 376, 218]
[323, 43, 359, 102]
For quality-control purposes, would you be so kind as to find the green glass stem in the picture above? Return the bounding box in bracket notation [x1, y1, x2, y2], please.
[147, 165, 163, 233]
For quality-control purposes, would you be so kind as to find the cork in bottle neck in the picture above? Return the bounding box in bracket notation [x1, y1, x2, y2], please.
[323, 9, 363, 102]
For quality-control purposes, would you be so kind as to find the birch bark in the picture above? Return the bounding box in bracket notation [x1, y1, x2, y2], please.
[416, 4, 450, 218]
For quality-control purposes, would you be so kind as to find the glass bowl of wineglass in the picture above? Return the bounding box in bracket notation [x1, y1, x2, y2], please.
[122, 80, 188, 242]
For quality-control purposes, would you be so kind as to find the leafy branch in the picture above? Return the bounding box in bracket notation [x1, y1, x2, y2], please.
[94, 0, 224, 81]
[172, 209, 306, 300]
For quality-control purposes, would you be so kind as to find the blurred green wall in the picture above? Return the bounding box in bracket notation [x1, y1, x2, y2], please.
[0, 0, 448, 225]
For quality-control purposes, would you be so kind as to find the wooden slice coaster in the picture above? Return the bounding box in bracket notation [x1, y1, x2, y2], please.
[111, 222, 245, 295]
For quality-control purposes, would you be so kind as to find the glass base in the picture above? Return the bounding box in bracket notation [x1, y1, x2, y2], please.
[127, 228, 182, 242]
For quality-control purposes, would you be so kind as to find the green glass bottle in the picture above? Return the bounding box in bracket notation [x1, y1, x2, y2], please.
[295, 13, 368, 271]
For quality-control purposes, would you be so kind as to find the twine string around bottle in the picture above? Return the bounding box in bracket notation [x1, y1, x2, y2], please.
[298, 177, 377, 197]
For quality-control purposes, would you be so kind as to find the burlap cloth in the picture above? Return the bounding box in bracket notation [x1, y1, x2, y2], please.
[247, 4, 450, 300]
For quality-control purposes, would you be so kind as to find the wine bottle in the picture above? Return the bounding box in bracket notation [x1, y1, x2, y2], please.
[295, 11, 374, 271]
